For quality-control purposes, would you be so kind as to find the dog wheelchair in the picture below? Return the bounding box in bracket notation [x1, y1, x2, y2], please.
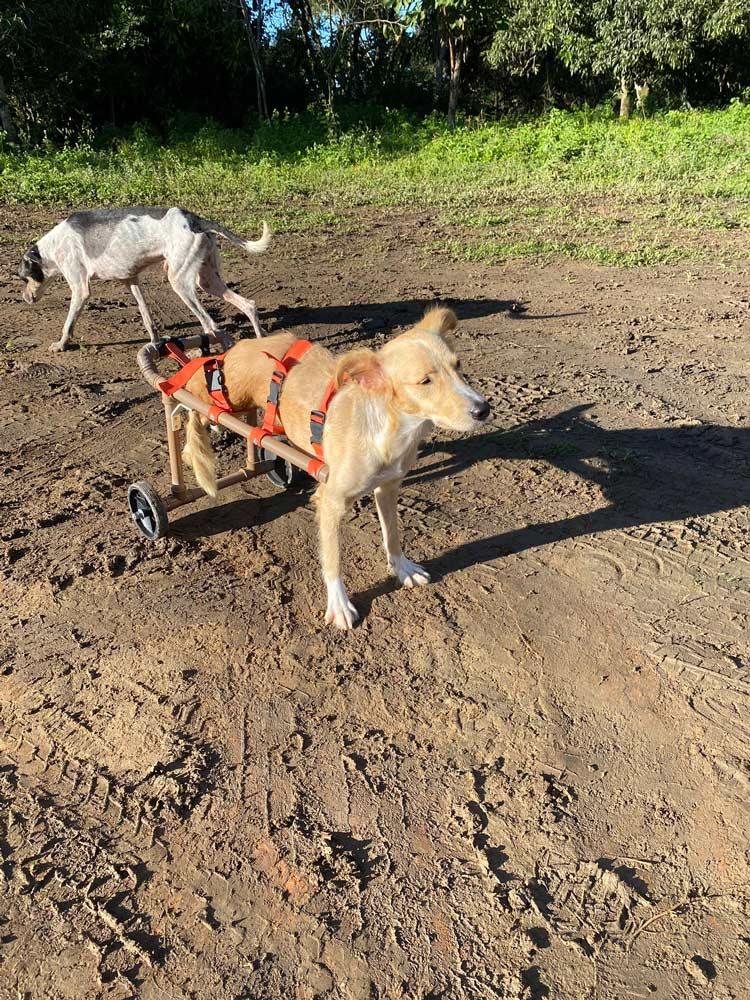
[128, 333, 329, 540]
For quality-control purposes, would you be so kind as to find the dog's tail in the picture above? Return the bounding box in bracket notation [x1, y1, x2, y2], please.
[182, 411, 218, 499]
[206, 220, 272, 255]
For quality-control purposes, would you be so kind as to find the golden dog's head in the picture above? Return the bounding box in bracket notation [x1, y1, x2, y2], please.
[335, 308, 490, 432]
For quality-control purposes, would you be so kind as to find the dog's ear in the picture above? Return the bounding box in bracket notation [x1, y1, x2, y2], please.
[335, 349, 388, 392]
[413, 306, 458, 349]
[26, 244, 42, 264]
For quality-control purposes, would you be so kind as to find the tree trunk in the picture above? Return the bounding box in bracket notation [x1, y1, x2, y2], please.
[240, 0, 269, 120]
[447, 35, 462, 129]
[255, 0, 269, 120]
[287, 0, 328, 101]
[0, 74, 18, 144]
[635, 81, 650, 114]
[542, 55, 554, 109]
[619, 76, 632, 119]
[348, 24, 363, 100]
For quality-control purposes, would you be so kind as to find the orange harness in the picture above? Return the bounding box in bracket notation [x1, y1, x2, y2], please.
[158, 336, 336, 477]
[158, 336, 232, 422]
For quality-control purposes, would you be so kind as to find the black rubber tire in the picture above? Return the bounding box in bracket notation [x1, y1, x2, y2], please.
[127, 481, 169, 540]
[262, 447, 305, 490]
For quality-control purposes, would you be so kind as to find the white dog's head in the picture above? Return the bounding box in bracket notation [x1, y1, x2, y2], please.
[18, 244, 48, 304]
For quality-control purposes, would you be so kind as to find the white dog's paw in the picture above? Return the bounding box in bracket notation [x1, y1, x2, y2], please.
[390, 555, 431, 589]
[325, 578, 359, 630]
[48, 340, 67, 353]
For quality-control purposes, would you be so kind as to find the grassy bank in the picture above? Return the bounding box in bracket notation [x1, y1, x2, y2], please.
[2, 104, 750, 264]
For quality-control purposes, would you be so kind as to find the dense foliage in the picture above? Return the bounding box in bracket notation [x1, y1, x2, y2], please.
[2, 103, 749, 209]
[1, 0, 749, 145]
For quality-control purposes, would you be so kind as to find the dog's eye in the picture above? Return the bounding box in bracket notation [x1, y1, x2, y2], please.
[419, 376, 432, 385]
[454, 360, 461, 371]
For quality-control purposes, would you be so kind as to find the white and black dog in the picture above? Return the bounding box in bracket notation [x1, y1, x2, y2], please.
[18, 207, 271, 352]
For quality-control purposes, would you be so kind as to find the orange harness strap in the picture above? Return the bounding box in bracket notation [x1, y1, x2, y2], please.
[159, 338, 232, 422]
[256, 340, 337, 460]
[158, 336, 337, 458]
[260, 340, 314, 439]
[309, 377, 338, 459]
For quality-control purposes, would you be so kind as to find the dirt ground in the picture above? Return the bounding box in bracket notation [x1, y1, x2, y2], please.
[2, 204, 750, 1000]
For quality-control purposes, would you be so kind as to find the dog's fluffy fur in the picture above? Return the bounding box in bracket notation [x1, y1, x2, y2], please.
[183, 307, 491, 628]
[18, 207, 271, 352]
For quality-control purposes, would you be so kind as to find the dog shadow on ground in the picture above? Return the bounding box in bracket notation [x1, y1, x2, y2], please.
[171, 403, 750, 615]
[358, 403, 750, 611]
[408, 404, 750, 579]
[268, 297, 586, 349]
[89, 295, 583, 350]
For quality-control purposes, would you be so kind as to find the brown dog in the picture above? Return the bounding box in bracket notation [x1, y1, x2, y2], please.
[183, 308, 491, 628]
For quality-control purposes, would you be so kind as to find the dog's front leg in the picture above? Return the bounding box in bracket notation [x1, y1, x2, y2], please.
[318, 491, 358, 630]
[374, 480, 431, 589]
[50, 288, 89, 353]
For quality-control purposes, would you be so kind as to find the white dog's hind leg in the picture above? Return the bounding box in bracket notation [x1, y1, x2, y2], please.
[374, 481, 431, 588]
[169, 275, 220, 337]
[167, 238, 222, 338]
[130, 282, 158, 344]
[223, 289, 263, 338]
[198, 255, 264, 339]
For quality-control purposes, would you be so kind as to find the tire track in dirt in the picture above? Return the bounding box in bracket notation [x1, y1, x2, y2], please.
[2, 692, 533, 998]
[0, 701, 365, 998]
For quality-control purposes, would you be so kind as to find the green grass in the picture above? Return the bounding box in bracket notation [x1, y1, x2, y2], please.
[2, 103, 750, 263]
[433, 236, 702, 267]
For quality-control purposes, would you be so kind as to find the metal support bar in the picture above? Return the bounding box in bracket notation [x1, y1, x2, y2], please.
[167, 386, 329, 483]
[162, 464, 275, 511]
[164, 396, 186, 498]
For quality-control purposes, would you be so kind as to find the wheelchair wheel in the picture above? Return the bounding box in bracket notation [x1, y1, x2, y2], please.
[127, 481, 168, 540]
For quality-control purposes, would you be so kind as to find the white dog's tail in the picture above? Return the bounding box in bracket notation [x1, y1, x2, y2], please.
[207, 219, 271, 255]
[182, 411, 218, 498]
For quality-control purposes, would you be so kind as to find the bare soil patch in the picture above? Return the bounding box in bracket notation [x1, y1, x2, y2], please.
[2, 206, 750, 999]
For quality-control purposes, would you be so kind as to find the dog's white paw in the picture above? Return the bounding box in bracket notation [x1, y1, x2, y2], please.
[48, 340, 67, 353]
[325, 578, 359, 630]
[390, 556, 431, 589]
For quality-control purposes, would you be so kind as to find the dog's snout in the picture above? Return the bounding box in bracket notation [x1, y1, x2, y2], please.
[471, 400, 491, 422]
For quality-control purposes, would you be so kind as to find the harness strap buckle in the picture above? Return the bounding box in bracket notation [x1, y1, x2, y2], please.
[207, 367, 224, 394]
[310, 409, 326, 445]
[268, 373, 284, 405]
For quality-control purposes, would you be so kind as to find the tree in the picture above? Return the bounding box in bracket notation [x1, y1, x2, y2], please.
[0, 74, 17, 143]
[487, 0, 577, 107]
[488, 0, 737, 117]
[586, 0, 709, 117]
[403, 0, 498, 126]
[233, 0, 270, 120]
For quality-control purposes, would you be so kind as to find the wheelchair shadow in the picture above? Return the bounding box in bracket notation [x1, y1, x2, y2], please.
[170, 485, 310, 539]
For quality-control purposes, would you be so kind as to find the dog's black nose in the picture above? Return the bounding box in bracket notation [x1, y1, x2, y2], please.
[472, 400, 491, 422]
